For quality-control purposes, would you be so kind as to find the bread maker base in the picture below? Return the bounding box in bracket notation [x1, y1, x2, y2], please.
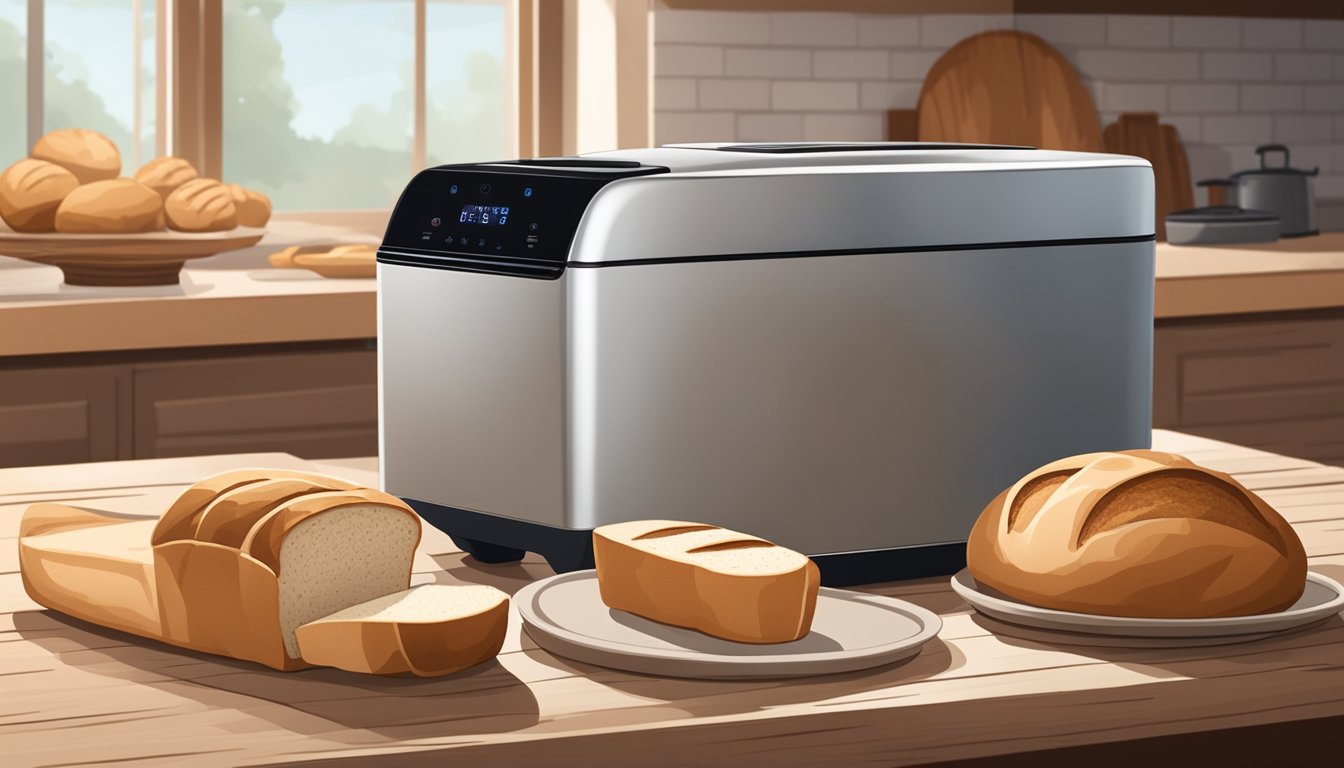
[407, 498, 967, 587]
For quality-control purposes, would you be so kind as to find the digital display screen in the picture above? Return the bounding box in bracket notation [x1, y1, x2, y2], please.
[459, 204, 509, 225]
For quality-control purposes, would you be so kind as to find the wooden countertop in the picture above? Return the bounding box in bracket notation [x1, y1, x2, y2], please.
[3, 222, 1343, 356]
[3, 429, 1343, 767]
[0, 216, 382, 357]
[1156, 232, 1344, 319]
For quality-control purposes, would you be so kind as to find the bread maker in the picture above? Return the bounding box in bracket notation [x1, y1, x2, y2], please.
[376, 142, 1155, 585]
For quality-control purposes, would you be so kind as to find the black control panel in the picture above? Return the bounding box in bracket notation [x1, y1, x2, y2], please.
[377, 160, 667, 279]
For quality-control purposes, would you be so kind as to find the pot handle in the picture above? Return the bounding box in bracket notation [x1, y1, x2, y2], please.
[1255, 144, 1290, 169]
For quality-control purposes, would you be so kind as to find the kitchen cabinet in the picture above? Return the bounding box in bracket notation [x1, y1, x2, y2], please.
[1153, 309, 1344, 466]
[0, 341, 377, 468]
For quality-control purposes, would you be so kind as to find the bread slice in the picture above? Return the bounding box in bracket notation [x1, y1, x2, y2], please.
[295, 584, 509, 676]
[593, 520, 820, 644]
[152, 468, 356, 545]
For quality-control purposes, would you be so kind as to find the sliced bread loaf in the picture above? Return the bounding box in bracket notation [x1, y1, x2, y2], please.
[295, 584, 509, 676]
[593, 520, 821, 644]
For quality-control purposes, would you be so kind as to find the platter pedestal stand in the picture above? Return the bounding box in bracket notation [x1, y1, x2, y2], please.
[55, 259, 190, 286]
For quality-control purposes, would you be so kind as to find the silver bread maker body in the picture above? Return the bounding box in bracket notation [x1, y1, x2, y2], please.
[377, 142, 1156, 585]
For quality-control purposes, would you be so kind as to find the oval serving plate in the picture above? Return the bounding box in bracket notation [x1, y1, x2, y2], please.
[516, 570, 942, 680]
[951, 569, 1344, 647]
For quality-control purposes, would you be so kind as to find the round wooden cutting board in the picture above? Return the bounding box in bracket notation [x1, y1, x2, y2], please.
[917, 30, 1104, 152]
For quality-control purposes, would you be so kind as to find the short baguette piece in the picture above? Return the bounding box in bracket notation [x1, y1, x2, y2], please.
[967, 450, 1308, 618]
[594, 520, 820, 644]
[295, 584, 509, 676]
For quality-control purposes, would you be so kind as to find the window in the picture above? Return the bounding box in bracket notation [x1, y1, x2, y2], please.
[221, 0, 515, 210]
[2, 0, 158, 168]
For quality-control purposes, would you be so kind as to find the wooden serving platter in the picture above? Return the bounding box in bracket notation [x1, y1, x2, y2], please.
[0, 226, 266, 286]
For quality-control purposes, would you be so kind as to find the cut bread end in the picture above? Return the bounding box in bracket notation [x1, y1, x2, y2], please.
[295, 584, 509, 676]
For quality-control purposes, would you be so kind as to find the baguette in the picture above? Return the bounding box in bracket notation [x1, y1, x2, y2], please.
[295, 584, 508, 676]
[966, 450, 1308, 618]
[594, 520, 820, 644]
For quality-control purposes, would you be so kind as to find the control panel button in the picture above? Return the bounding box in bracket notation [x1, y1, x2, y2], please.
[528, 222, 539, 232]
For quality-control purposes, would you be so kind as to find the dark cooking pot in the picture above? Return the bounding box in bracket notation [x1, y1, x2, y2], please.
[1230, 144, 1319, 237]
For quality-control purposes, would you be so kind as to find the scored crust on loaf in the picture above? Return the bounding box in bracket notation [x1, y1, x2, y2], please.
[0, 159, 81, 232]
[594, 520, 820, 644]
[151, 468, 357, 545]
[191, 478, 345, 548]
[134, 156, 199, 199]
[966, 450, 1307, 618]
[242, 491, 421, 658]
[165, 178, 238, 232]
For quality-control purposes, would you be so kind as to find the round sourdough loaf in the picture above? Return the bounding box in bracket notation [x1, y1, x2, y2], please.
[165, 178, 237, 232]
[0, 158, 80, 232]
[32, 128, 121, 184]
[966, 450, 1307, 618]
[54, 178, 164, 233]
[134, 156, 199, 200]
[224, 183, 272, 227]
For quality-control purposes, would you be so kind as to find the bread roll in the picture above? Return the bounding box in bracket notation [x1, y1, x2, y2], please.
[164, 178, 237, 232]
[224, 183, 272, 227]
[54, 178, 164, 234]
[295, 584, 509, 676]
[31, 128, 121, 184]
[0, 158, 80, 232]
[966, 450, 1308, 618]
[134, 156, 198, 200]
[594, 520, 820, 643]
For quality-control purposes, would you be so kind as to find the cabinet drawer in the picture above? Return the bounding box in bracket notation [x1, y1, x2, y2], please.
[133, 348, 377, 460]
[0, 366, 121, 467]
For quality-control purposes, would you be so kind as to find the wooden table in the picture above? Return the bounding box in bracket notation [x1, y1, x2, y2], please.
[4, 430, 1344, 767]
[1155, 231, 1344, 318]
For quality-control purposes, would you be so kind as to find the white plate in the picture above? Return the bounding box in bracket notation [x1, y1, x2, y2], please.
[951, 569, 1344, 647]
[515, 570, 943, 680]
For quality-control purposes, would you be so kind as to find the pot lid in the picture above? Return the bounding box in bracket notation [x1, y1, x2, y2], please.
[1232, 144, 1320, 177]
[1166, 205, 1279, 224]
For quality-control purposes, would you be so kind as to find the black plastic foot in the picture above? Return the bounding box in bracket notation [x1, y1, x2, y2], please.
[449, 535, 527, 564]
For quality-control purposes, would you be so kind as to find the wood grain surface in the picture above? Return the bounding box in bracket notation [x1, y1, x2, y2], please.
[916, 30, 1103, 152]
[3, 432, 1344, 767]
[1102, 113, 1195, 241]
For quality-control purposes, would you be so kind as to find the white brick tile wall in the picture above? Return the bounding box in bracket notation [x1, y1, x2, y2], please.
[771, 81, 859, 111]
[856, 16, 919, 48]
[699, 79, 770, 111]
[1204, 115, 1273, 144]
[860, 80, 922, 110]
[1306, 85, 1344, 111]
[1169, 83, 1239, 113]
[655, 111, 734, 144]
[1100, 83, 1168, 112]
[1107, 16, 1171, 49]
[1305, 20, 1344, 51]
[724, 48, 811, 78]
[1015, 14, 1106, 46]
[1275, 53, 1333, 81]
[814, 50, 889, 80]
[1202, 52, 1274, 81]
[655, 10, 768, 45]
[920, 14, 1013, 48]
[654, 77, 696, 110]
[1079, 50, 1200, 81]
[656, 45, 724, 77]
[1242, 19, 1303, 50]
[1242, 84, 1304, 112]
[738, 113, 803, 142]
[1171, 16, 1239, 49]
[888, 51, 941, 80]
[769, 12, 856, 47]
[802, 113, 885, 141]
[651, 9, 1344, 215]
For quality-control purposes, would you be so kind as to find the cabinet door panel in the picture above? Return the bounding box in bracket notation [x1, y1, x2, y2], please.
[0, 367, 119, 467]
[133, 349, 377, 460]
